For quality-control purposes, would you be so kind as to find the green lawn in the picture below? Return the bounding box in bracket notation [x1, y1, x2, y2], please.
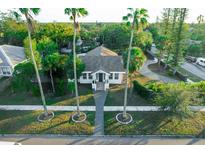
[0, 111, 95, 135]
[105, 84, 153, 106]
[104, 111, 205, 137]
[0, 84, 95, 106]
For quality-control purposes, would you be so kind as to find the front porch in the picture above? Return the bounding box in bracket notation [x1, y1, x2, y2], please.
[79, 70, 124, 91]
[91, 70, 109, 91]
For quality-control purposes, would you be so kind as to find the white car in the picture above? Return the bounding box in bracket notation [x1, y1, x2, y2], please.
[196, 58, 205, 67]
[0, 141, 21, 145]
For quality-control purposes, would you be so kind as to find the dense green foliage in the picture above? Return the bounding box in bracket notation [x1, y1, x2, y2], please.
[123, 47, 146, 72]
[11, 61, 39, 96]
[67, 55, 85, 79]
[35, 23, 74, 48]
[154, 84, 200, 118]
[133, 80, 153, 98]
[133, 31, 153, 51]
[0, 11, 27, 45]
[99, 24, 130, 51]
[23, 37, 41, 67]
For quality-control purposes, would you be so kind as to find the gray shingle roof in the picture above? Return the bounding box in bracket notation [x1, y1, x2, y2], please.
[86, 46, 118, 56]
[80, 46, 125, 73]
[0, 45, 26, 66]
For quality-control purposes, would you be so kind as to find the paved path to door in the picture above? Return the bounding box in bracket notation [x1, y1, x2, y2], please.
[93, 91, 107, 135]
[1, 105, 205, 111]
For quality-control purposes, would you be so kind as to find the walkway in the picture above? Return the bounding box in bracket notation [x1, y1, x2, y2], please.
[93, 91, 107, 135]
[139, 58, 179, 83]
[0, 105, 205, 111]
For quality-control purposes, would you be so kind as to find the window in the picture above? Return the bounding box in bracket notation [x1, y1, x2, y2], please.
[82, 73, 87, 79]
[114, 73, 119, 80]
[109, 73, 113, 79]
[88, 73, 92, 79]
[0, 67, 11, 75]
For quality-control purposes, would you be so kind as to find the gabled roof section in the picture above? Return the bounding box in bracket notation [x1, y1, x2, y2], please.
[80, 56, 125, 73]
[86, 45, 118, 56]
[0, 45, 26, 66]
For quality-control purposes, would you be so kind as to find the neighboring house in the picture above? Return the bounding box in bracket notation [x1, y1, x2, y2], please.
[78, 46, 125, 91]
[0, 45, 26, 77]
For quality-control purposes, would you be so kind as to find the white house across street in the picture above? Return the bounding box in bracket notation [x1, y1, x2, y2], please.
[0, 45, 26, 77]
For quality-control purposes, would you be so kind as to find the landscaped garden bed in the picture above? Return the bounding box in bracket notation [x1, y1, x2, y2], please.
[0, 111, 95, 135]
[104, 111, 205, 137]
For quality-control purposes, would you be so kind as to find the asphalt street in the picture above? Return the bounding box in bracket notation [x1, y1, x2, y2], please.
[0, 136, 205, 145]
[181, 62, 205, 80]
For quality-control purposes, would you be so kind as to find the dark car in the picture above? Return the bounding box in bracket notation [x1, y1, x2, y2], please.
[185, 56, 197, 63]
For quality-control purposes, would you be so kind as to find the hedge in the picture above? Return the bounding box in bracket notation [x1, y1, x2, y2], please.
[133, 80, 154, 99]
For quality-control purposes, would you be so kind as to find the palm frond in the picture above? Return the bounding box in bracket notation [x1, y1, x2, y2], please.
[30, 8, 41, 15]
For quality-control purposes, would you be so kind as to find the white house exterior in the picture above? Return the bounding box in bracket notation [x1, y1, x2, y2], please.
[78, 46, 125, 91]
[0, 45, 26, 77]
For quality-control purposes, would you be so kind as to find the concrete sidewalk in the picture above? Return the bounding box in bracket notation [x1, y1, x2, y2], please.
[0, 105, 205, 111]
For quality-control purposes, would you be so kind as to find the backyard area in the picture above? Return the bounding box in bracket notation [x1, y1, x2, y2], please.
[104, 111, 205, 137]
[0, 111, 95, 135]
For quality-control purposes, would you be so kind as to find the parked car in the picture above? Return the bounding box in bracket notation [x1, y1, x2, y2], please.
[0, 141, 21, 145]
[185, 56, 196, 63]
[196, 57, 205, 67]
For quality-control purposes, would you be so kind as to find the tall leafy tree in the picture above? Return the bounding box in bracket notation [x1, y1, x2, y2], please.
[173, 8, 188, 67]
[121, 8, 148, 121]
[64, 8, 88, 119]
[197, 14, 204, 24]
[13, 8, 53, 120]
[42, 52, 68, 93]
[123, 47, 146, 73]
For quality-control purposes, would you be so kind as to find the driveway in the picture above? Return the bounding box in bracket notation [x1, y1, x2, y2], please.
[140, 58, 179, 83]
[181, 62, 205, 80]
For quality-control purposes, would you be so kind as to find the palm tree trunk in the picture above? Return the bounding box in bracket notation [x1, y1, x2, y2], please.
[26, 23, 48, 114]
[50, 69, 55, 93]
[73, 26, 80, 115]
[123, 24, 135, 118]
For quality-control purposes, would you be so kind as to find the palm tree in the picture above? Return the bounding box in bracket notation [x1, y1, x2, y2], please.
[117, 8, 148, 124]
[197, 14, 204, 24]
[64, 8, 88, 122]
[14, 8, 54, 121]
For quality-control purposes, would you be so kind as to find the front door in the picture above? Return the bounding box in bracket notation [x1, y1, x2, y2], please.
[99, 73, 103, 82]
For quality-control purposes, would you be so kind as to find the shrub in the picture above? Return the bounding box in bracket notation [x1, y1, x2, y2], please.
[55, 79, 67, 96]
[133, 80, 154, 99]
[31, 85, 40, 96]
[154, 84, 202, 119]
[12, 61, 35, 92]
[67, 80, 75, 94]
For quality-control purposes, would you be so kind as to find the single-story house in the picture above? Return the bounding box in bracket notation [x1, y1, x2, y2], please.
[78, 46, 125, 91]
[0, 45, 26, 77]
